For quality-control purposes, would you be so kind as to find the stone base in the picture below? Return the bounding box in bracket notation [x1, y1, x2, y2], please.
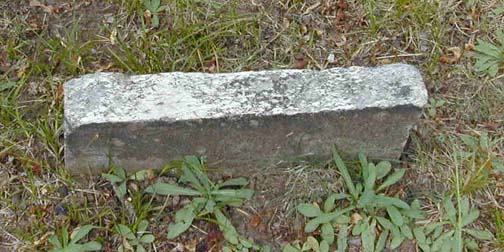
[64, 64, 427, 175]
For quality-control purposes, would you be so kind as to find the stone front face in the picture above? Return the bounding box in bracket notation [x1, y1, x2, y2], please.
[64, 64, 428, 175]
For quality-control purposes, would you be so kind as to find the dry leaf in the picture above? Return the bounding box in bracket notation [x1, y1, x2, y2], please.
[331, 33, 347, 47]
[304, 2, 321, 15]
[470, 8, 481, 20]
[438, 47, 461, 64]
[327, 53, 336, 64]
[31, 162, 42, 176]
[122, 237, 134, 251]
[16, 64, 29, 79]
[483, 121, 499, 131]
[206, 223, 223, 248]
[110, 28, 117, 45]
[300, 24, 308, 35]
[293, 54, 307, 69]
[144, 10, 152, 27]
[351, 213, 363, 224]
[464, 43, 475, 51]
[203, 57, 217, 73]
[338, 0, 348, 10]
[282, 17, 290, 29]
[29, 0, 54, 14]
[55, 83, 64, 103]
[336, 9, 345, 23]
[249, 214, 262, 227]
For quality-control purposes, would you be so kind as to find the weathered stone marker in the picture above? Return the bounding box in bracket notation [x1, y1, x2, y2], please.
[64, 64, 428, 175]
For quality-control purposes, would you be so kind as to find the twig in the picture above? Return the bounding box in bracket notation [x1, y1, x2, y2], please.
[375, 53, 424, 60]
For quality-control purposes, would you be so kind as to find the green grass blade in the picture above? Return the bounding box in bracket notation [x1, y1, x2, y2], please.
[145, 183, 201, 196]
[332, 146, 357, 198]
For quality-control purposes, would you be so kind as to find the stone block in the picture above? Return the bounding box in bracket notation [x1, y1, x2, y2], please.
[64, 64, 428, 175]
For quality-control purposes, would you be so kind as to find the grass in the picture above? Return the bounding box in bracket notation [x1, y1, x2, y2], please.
[0, 0, 503, 251]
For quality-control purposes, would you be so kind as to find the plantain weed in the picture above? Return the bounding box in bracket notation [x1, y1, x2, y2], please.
[413, 197, 493, 252]
[286, 148, 424, 252]
[456, 132, 502, 195]
[294, 195, 353, 249]
[426, 98, 446, 118]
[115, 219, 155, 252]
[142, 0, 166, 28]
[413, 148, 493, 252]
[48, 225, 101, 252]
[145, 156, 253, 246]
[283, 236, 330, 252]
[330, 147, 424, 251]
[102, 165, 150, 200]
[474, 31, 504, 77]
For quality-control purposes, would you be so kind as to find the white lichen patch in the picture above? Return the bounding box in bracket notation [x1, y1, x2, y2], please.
[64, 64, 427, 134]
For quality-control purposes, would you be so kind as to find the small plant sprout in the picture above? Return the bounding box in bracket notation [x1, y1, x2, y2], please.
[294, 195, 353, 250]
[283, 236, 330, 252]
[48, 225, 101, 252]
[474, 32, 504, 77]
[102, 165, 149, 199]
[427, 98, 445, 117]
[143, 0, 166, 28]
[116, 220, 155, 252]
[145, 156, 253, 245]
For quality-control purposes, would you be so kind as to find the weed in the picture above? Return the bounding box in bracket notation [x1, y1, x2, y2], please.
[332, 147, 424, 251]
[142, 0, 166, 28]
[413, 197, 493, 251]
[474, 32, 504, 77]
[102, 165, 150, 199]
[109, 1, 261, 73]
[283, 236, 329, 252]
[48, 225, 101, 252]
[413, 145, 494, 252]
[41, 18, 95, 76]
[455, 132, 503, 195]
[115, 219, 155, 252]
[295, 195, 353, 248]
[285, 148, 424, 252]
[426, 98, 446, 118]
[145, 156, 253, 244]
[495, 210, 504, 247]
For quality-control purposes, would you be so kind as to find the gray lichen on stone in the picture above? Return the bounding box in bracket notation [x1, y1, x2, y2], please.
[64, 64, 427, 135]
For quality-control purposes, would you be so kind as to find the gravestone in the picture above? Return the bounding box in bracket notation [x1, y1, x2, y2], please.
[64, 64, 428, 175]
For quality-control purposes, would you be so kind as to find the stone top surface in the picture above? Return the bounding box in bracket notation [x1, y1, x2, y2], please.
[64, 64, 427, 133]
